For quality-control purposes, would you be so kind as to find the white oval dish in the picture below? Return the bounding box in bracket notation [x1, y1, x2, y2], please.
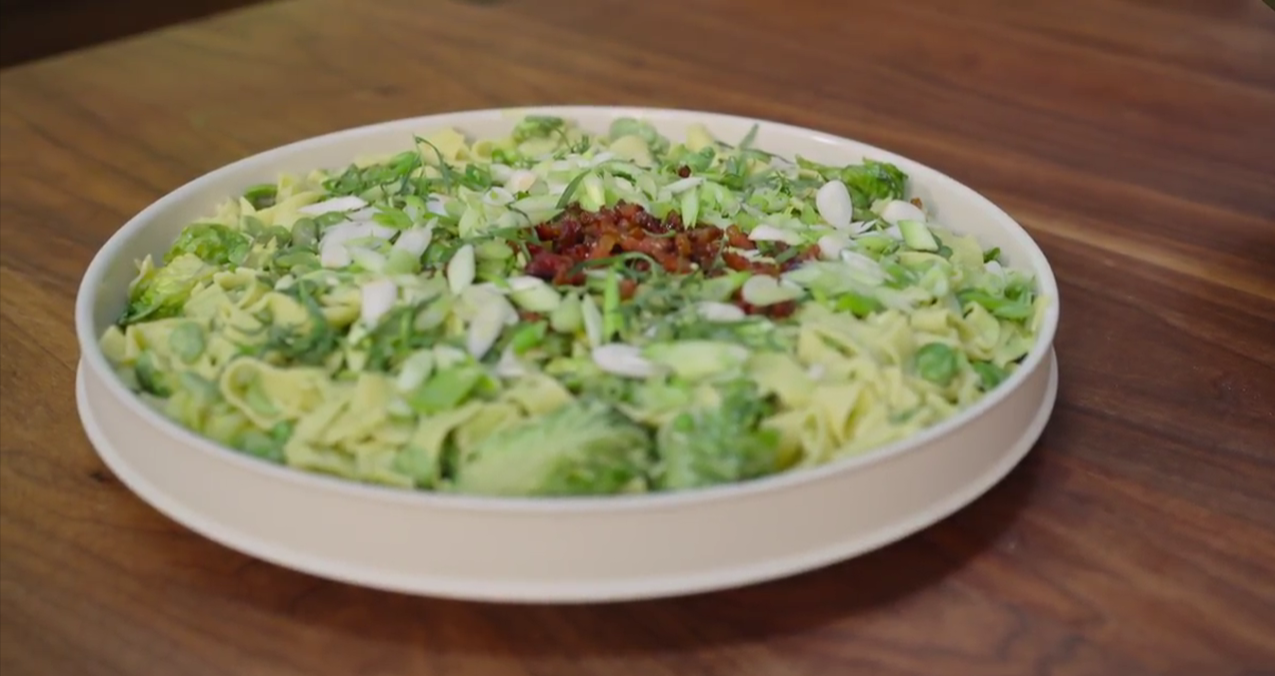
[75, 107, 1061, 604]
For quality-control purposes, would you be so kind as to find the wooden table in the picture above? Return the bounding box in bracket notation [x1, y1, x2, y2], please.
[2, 1, 1273, 674]
[0, 0, 265, 68]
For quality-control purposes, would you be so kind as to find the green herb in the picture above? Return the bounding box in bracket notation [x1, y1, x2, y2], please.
[555, 170, 592, 209]
[372, 207, 414, 230]
[566, 251, 662, 279]
[666, 316, 793, 352]
[459, 164, 494, 191]
[423, 236, 464, 271]
[983, 247, 1002, 264]
[260, 281, 340, 365]
[718, 155, 749, 190]
[567, 135, 592, 155]
[414, 135, 455, 193]
[680, 147, 716, 174]
[835, 292, 881, 318]
[1003, 277, 1035, 304]
[881, 260, 915, 287]
[513, 115, 567, 143]
[325, 149, 424, 200]
[363, 302, 442, 372]
[391, 150, 423, 197]
[958, 290, 1033, 320]
[773, 247, 801, 264]
[509, 321, 548, 355]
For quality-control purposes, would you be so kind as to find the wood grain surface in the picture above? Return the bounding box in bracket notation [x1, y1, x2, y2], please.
[0, 0, 266, 68]
[2, 1, 1274, 674]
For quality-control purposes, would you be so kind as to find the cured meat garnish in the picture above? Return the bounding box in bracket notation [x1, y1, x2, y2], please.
[520, 202, 817, 318]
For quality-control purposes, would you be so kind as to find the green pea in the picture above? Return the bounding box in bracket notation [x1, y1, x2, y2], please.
[242, 183, 278, 210]
[167, 322, 205, 364]
[291, 217, 320, 247]
[273, 248, 319, 272]
[835, 292, 881, 318]
[915, 342, 959, 386]
[971, 361, 1008, 390]
[258, 225, 292, 247]
[509, 322, 548, 355]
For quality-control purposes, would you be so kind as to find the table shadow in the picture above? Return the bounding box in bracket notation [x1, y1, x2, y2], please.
[251, 449, 1043, 660]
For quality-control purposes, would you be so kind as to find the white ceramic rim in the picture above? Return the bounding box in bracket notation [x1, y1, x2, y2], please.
[74, 105, 1061, 515]
[75, 351, 1058, 602]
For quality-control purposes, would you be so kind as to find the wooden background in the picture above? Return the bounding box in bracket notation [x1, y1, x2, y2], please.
[0, 0, 265, 68]
[2, 0, 1274, 674]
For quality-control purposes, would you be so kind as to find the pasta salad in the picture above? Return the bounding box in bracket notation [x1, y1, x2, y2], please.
[100, 115, 1049, 497]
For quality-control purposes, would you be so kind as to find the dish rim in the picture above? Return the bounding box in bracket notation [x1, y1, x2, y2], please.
[74, 105, 1061, 514]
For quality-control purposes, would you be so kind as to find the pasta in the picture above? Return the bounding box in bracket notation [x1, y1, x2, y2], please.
[100, 114, 1049, 497]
